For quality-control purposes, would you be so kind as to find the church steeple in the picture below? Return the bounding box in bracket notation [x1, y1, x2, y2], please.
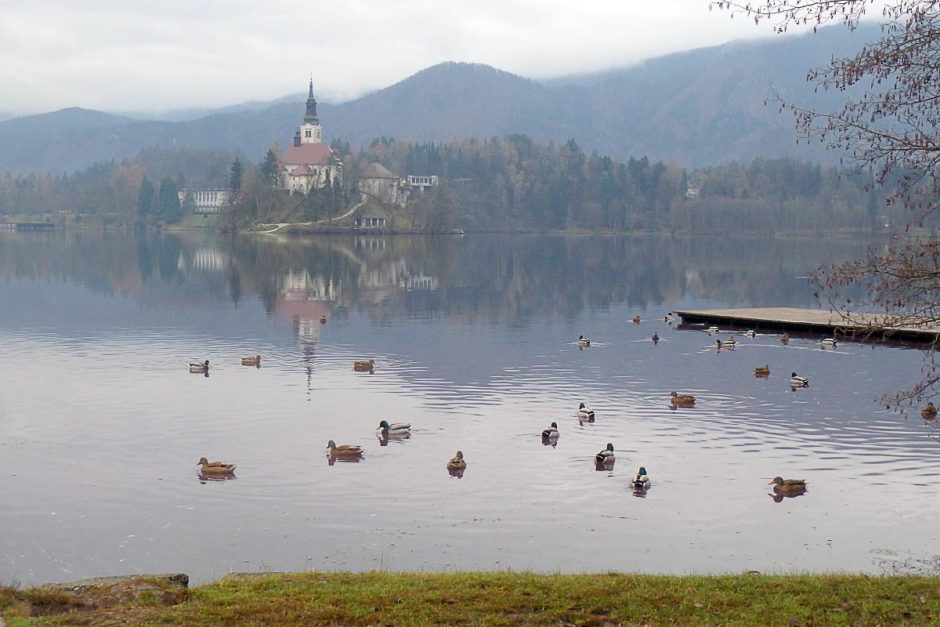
[298, 77, 323, 144]
[304, 78, 319, 124]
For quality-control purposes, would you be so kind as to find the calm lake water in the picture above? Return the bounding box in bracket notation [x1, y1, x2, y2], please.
[1, 231, 938, 585]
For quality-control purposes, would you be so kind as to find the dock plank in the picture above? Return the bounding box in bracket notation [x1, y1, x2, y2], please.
[674, 307, 940, 343]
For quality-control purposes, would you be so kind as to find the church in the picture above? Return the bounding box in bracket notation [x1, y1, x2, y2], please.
[280, 80, 343, 194]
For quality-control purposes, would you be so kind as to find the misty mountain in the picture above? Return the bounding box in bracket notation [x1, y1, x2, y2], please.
[0, 24, 879, 175]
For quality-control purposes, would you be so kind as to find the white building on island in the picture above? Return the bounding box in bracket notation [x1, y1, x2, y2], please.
[280, 80, 343, 194]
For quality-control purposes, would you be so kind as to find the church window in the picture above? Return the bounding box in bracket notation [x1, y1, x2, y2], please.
[305, 130, 312, 138]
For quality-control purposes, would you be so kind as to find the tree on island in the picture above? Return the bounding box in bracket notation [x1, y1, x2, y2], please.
[136, 176, 155, 221]
[157, 177, 182, 223]
[714, 0, 940, 405]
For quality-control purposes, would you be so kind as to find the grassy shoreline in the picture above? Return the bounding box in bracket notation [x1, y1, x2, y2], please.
[2, 571, 939, 625]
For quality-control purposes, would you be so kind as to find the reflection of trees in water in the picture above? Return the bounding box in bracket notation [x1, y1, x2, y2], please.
[0, 231, 882, 319]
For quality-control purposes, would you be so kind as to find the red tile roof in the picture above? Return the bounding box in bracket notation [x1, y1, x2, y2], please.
[282, 143, 334, 166]
[289, 165, 314, 176]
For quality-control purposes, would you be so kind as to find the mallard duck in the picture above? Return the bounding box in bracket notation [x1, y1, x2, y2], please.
[821, 337, 838, 349]
[578, 402, 595, 421]
[789, 372, 810, 388]
[632, 466, 651, 489]
[769, 476, 807, 496]
[716, 337, 736, 349]
[353, 359, 375, 373]
[744, 329, 756, 338]
[670, 391, 696, 407]
[922, 402, 938, 419]
[189, 359, 209, 373]
[631, 315, 641, 324]
[706, 325, 719, 335]
[541, 422, 559, 440]
[595, 442, 615, 465]
[578, 335, 591, 347]
[652, 332, 660, 344]
[664, 312, 674, 324]
[377, 419, 411, 435]
[446, 450, 467, 471]
[197, 457, 235, 475]
[241, 355, 261, 366]
[780, 332, 790, 345]
[754, 364, 771, 377]
[327, 440, 363, 458]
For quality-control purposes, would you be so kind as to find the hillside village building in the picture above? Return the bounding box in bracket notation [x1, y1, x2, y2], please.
[280, 80, 343, 194]
[357, 163, 440, 207]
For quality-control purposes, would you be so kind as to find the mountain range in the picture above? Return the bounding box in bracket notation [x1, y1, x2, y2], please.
[0, 24, 878, 176]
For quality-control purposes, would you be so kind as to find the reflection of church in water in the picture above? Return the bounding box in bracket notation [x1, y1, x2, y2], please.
[277, 269, 340, 397]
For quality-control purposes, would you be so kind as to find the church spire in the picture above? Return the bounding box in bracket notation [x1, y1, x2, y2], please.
[304, 77, 318, 124]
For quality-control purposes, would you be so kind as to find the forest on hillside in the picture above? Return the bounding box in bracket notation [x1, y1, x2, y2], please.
[0, 134, 905, 234]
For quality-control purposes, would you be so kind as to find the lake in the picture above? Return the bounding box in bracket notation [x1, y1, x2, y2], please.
[1, 230, 937, 585]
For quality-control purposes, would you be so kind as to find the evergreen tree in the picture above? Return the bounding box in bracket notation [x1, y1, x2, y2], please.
[157, 177, 182, 222]
[137, 177, 155, 218]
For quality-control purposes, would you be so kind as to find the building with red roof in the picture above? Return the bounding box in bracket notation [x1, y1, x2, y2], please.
[280, 80, 343, 194]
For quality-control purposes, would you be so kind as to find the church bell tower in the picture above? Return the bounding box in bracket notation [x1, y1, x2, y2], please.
[299, 78, 322, 144]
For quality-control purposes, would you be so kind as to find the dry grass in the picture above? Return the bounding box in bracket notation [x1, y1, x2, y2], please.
[2, 571, 939, 625]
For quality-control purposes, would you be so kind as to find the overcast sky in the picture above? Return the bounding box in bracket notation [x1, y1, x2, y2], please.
[1, 0, 805, 114]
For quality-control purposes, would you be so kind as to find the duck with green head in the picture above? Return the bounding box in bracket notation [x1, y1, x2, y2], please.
[377, 420, 411, 436]
[632, 466, 650, 489]
[595, 443, 615, 466]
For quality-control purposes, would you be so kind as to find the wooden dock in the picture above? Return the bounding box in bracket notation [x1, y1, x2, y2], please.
[674, 307, 940, 344]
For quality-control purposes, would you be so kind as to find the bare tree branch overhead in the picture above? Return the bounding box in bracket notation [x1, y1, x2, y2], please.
[715, 0, 940, 406]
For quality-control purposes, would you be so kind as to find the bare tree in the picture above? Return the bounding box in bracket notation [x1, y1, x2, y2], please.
[714, 0, 940, 405]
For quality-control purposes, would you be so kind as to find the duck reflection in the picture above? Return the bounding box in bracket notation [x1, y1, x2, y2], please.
[769, 488, 806, 502]
[198, 472, 236, 483]
[327, 454, 363, 466]
[377, 431, 412, 446]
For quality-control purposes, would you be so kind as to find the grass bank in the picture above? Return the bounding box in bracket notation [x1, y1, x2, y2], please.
[2, 571, 938, 625]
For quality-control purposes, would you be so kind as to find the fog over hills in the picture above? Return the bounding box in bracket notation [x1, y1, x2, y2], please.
[0, 24, 878, 175]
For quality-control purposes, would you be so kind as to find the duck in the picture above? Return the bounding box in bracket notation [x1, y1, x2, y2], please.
[632, 466, 651, 489]
[578, 335, 591, 347]
[821, 337, 838, 349]
[377, 419, 411, 436]
[754, 364, 771, 377]
[744, 329, 756, 338]
[716, 336, 736, 349]
[664, 312, 674, 324]
[780, 332, 790, 345]
[240, 355, 261, 367]
[197, 457, 235, 476]
[541, 422, 559, 440]
[769, 476, 807, 496]
[595, 443, 615, 465]
[651, 332, 660, 345]
[788, 372, 810, 388]
[578, 402, 595, 422]
[353, 359, 375, 373]
[670, 391, 696, 407]
[631, 315, 642, 324]
[706, 325, 720, 335]
[922, 402, 938, 420]
[327, 440, 363, 459]
[446, 450, 467, 472]
[189, 359, 209, 373]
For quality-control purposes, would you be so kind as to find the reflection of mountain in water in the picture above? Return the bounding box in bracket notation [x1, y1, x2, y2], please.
[0, 231, 876, 322]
